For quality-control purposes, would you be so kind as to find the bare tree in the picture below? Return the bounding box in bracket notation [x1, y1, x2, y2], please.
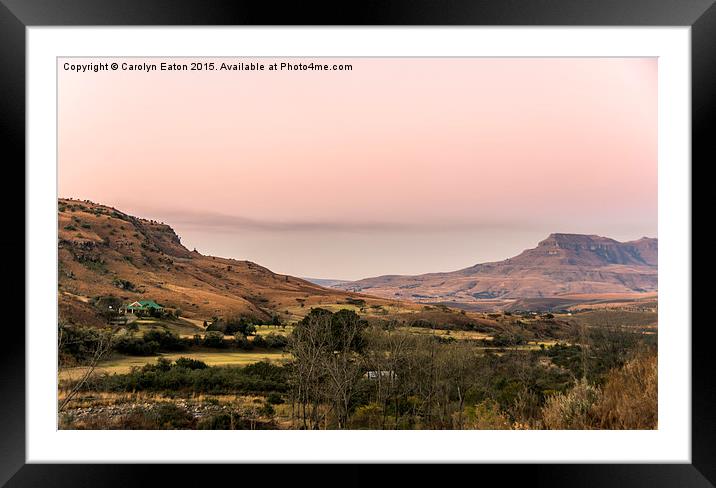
[289, 308, 370, 429]
[288, 309, 332, 429]
[363, 325, 412, 429]
[319, 310, 366, 428]
[443, 341, 478, 429]
[58, 325, 116, 413]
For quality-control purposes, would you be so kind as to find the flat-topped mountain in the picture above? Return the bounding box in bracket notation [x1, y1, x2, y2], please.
[332, 233, 657, 304]
[490, 233, 657, 268]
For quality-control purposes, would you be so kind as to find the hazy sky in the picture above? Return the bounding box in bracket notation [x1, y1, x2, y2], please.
[59, 57, 657, 280]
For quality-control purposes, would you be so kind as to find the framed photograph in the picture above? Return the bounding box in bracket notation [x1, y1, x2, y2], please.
[5, 0, 711, 484]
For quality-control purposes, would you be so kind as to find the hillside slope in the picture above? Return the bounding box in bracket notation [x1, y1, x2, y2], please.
[333, 233, 657, 304]
[58, 199, 401, 326]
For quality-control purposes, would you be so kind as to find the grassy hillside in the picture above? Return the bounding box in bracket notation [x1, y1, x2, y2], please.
[58, 198, 413, 326]
[57, 198, 583, 346]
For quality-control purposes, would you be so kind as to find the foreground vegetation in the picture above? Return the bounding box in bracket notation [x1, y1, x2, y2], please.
[59, 307, 656, 430]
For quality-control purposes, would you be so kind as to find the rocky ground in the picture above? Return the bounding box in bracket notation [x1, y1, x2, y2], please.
[58, 393, 281, 429]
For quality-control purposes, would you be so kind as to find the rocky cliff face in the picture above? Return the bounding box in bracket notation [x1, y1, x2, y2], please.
[474, 233, 658, 269]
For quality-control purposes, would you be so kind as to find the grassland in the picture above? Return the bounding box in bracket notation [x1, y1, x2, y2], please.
[396, 326, 492, 341]
[133, 317, 205, 337]
[66, 312, 571, 383]
[252, 324, 293, 336]
[59, 350, 290, 381]
[568, 309, 658, 328]
[125, 317, 294, 338]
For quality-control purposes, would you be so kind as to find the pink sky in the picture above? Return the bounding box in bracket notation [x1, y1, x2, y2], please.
[59, 57, 657, 280]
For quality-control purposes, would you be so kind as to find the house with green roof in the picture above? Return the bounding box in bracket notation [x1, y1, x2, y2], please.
[125, 299, 164, 314]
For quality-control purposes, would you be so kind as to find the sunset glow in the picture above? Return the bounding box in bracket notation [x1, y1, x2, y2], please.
[59, 57, 657, 279]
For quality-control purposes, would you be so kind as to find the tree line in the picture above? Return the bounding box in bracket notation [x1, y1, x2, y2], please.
[59, 307, 656, 429]
[286, 308, 656, 430]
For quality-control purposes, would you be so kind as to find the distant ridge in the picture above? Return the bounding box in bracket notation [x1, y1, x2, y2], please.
[332, 233, 657, 303]
[302, 278, 350, 288]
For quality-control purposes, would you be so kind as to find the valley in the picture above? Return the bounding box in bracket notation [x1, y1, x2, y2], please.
[57, 199, 658, 431]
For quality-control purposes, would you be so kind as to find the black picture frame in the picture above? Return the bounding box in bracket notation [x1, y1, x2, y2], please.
[4, 0, 711, 485]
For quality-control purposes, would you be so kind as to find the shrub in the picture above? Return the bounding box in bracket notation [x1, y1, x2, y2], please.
[203, 331, 226, 348]
[147, 403, 195, 429]
[464, 400, 512, 430]
[93, 295, 124, 318]
[204, 321, 226, 333]
[242, 361, 287, 383]
[541, 379, 601, 430]
[258, 402, 275, 416]
[143, 330, 188, 351]
[196, 411, 264, 430]
[59, 325, 112, 365]
[174, 357, 209, 370]
[143, 357, 173, 372]
[234, 333, 253, 350]
[208, 316, 257, 336]
[491, 332, 527, 347]
[198, 412, 242, 430]
[111, 278, 135, 291]
[266, 392, 284, 405]
[351, 403, 383, 429]
[81, 359, 289, 395]
[244, 324, 257, 336]
[147, 307, 164, 318]
[264, 333, 288, 349]
[114, 336, 160, 356]
[113, 330, 190, 356]
[252, 335, 268, 348]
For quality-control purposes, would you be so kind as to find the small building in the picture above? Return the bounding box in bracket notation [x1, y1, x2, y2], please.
[364, 371, 397, 381]
[125, 299, 164, 314]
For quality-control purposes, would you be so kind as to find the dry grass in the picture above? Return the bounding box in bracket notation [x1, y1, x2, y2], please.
[571, 309, 658, 328]
[594, 352, 657, 429]
[541, 351, 657, 430]
[134, 317, 205, 337]
[252, 325, 294, 336]
[58, 390, 284, 430]
[396, 327, 493, 341]
[541, 379, 602, 429]
[60, 390, 270, 407]
[59, 350, 291, 381]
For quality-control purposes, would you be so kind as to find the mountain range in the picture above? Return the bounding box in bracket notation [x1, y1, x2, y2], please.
[58, 198, 657, 323]
[331, 233, 657, 306]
